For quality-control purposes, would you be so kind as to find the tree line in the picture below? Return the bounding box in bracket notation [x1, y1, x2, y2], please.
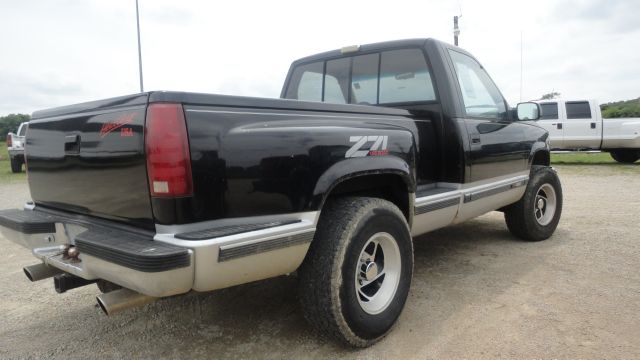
[539, 92, 640, 118]
[600, 98, 640, 118]
[0, 114, 31, 139]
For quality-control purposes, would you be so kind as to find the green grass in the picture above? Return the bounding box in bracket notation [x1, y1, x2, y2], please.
[550, 151, 617, 165]
[0, 142, 27, 183]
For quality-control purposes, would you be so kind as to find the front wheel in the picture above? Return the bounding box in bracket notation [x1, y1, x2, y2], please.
[298, 197, 413, 347]
[609, 149, 640, 164]
[504, 166, 563, 241]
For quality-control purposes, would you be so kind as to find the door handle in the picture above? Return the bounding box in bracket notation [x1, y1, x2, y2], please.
[556, 123, 562, 130]
[590, 122, 596, 129]
[471, 136, 481, 144]
[64, 134, 80, 154]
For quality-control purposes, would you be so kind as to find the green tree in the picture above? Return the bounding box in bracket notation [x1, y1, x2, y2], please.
[540, 91, 561, 100]
[600, 98, 640, 118]
[0, 114, 31, 139]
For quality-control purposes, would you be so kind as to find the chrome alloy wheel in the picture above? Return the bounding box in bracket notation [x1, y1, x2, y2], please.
[354, 232, 401, 315]
[534, 183, 557, 226]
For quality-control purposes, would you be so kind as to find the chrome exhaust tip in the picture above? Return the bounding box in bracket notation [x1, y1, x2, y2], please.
[23, 263, 62, 282]
[96, 288, 156, 316]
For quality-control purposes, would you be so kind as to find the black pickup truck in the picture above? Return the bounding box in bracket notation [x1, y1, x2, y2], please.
[0, 38, 562, 347]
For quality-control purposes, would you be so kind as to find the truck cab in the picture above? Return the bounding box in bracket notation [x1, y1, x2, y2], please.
[6, 121, 28, 173]
[535, 99, 602, 149]
[535, 99, 640, 162]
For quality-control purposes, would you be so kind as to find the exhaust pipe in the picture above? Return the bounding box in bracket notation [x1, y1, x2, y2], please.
[96, 288, 156, 316]
[53, 273, 96, 293]
[23, 263, 62, 282]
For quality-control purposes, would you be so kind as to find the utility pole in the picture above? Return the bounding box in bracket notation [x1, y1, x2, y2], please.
[520, 31, 523, 102]
[135, 0, 144, 92]
[453, 16, 460, 46]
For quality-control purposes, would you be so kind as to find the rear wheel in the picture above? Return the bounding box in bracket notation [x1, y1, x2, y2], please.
[609, 149, 640, 164]
[298, 197, 413, 347]
[10, 157, 22, 173]
[504, 166, 563, 241]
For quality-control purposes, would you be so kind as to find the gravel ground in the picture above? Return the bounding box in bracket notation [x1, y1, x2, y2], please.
[1, 165, 639, 359]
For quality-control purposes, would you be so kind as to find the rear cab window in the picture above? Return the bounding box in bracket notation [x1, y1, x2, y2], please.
[565, 101, 592, 119]
[284, 48, 437, 105]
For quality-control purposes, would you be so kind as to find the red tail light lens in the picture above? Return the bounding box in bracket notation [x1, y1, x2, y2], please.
[145, 103, 193, 197]
[6, 134, 12, 147]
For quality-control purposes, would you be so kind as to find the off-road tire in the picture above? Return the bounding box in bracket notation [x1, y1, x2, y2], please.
[609, 149, 640, 164]
[298, 197, 413, 347]
[10, 157, 22, 173]
[504, 166, 563, 241]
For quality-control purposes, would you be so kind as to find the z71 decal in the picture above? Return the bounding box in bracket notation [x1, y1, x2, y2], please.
[345, 135, 389, 158]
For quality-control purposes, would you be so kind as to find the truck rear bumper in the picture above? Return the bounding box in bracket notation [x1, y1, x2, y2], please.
[7, 149, 24, 159]
[0, 206, 317, 297]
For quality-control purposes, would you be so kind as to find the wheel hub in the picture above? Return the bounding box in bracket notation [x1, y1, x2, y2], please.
[534, 183, 557, 226]
[354, 232, 401, 315]
[361, 260, 379, 282]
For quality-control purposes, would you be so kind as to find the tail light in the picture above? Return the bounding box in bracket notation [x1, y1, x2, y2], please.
[145, 103, 193, 197]
[6, 134, 12, 147]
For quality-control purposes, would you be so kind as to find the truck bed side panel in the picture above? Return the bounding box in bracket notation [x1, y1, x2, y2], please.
[179, 105, 424, 224]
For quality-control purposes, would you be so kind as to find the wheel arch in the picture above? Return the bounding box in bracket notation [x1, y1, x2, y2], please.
[311, 157, 415, 226]
[530, 149, 550, 167]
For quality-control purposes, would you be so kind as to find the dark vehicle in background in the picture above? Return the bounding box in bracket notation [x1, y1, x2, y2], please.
[0, 38, 562, 347]
[6, 122, 28, 172]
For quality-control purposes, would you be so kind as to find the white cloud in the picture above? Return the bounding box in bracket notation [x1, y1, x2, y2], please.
[0, 0, 638, 115]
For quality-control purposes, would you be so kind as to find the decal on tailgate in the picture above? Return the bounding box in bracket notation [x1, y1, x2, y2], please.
[100, 113, 136, 138]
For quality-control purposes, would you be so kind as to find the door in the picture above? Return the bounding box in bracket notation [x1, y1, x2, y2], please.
[537, 102, 564, 149]
[448, 50, 528, 182]
[563, 101, 600, 149]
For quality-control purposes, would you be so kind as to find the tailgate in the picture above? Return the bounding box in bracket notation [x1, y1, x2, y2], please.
[26, 94, 154, 229]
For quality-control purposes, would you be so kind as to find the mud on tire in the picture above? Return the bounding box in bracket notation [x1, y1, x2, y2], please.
[298, 197, 413, 347]
[504, 166, 563, 241]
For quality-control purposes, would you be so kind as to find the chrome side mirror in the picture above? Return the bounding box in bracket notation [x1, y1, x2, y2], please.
[517, 102, 540, 121]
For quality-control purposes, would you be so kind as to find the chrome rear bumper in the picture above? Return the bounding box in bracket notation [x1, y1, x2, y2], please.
[0, 206, 317, 297]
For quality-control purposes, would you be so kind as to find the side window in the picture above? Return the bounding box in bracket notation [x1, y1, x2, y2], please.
[448, 50, 506, 119]
[565, 101, 592, 119]
[284, 62, 323, 102]
[379, 49, 436, 104]
[324, 57, 350, 104]
[539, 103, 559, 120]
[18, 124, 28, 136]
[350, 54, 379, 105]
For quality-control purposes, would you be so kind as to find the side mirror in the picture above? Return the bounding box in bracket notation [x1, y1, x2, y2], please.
[516, 102, 540, 121]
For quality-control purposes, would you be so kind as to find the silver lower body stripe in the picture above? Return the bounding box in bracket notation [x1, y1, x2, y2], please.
[414, 196, 461, 215]
[463, 179, 528, 203]
[218, 230, 315, 262]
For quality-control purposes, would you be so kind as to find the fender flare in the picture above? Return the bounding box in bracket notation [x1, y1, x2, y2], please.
[310, 156, 415, 211]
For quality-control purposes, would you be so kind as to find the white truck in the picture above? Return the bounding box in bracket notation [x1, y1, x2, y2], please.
[6, 122, 28, 173]
[534, 99, 640, 163]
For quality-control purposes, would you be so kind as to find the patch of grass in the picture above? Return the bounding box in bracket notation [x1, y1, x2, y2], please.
[551, 152, 618, 165]
[0, 142, 27, 183]
[551, 152, 640, 176]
